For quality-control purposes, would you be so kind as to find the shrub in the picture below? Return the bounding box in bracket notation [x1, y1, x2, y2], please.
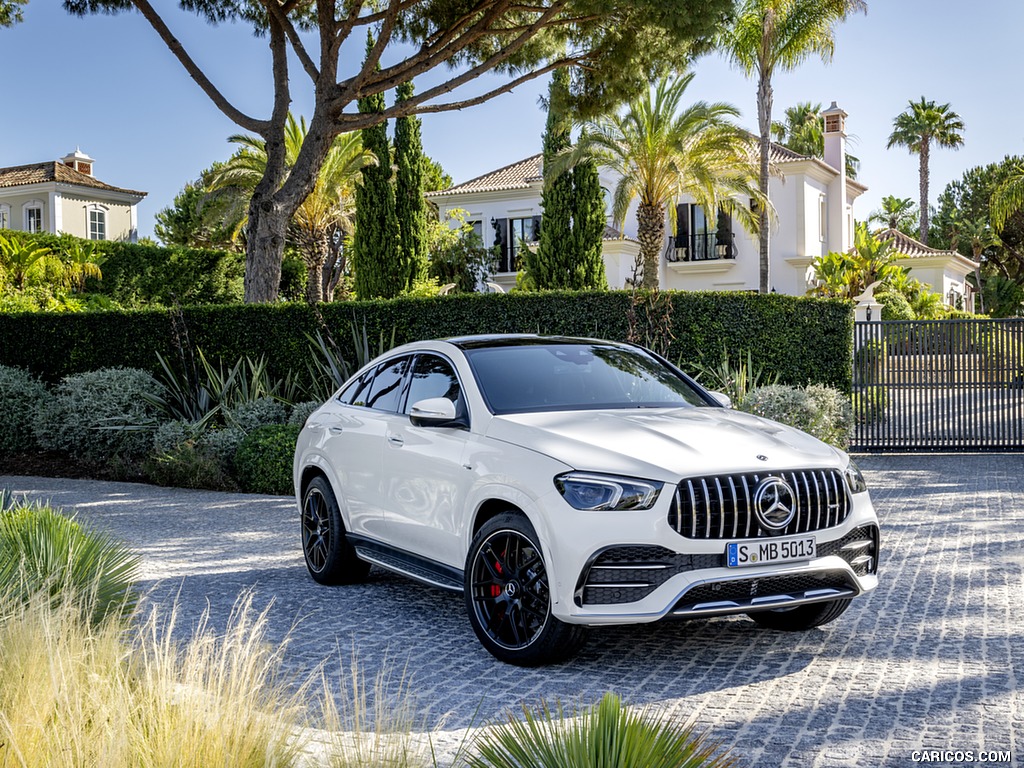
[689, 348, 780, 404]
[853, 338, 887, 387]
[34, 367, 165, 464]
[0, 291, 854, 392]
[0, 365, 50, 453]
[852, 388, 888, 424]
[0, 498, 139, 624]
[289, 400, 321, 427]
[225, 397, 290, 431]
[144, 440, 236, 491]
[234, 425, 301, 495]
[738, 384, 851, 449]
[876, 290, 915, 321]
[469, 692, 735, 768]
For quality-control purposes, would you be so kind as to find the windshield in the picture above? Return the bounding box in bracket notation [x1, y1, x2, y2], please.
[464, 343, 710, 414]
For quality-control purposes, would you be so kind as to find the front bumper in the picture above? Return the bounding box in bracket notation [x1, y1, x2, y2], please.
[535, 485, 879, 626]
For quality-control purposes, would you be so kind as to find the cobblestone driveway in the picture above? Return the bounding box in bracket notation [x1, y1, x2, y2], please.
[2, 454, 1021, 767]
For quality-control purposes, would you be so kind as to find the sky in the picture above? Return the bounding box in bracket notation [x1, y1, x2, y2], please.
[1, 1, 1020, 240]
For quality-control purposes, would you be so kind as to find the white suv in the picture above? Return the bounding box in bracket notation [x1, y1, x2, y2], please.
[294, 336, 879, 665]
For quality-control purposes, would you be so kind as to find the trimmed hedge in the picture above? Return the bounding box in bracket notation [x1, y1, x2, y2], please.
[0, 291, 854, 391]
[235, 425, 301, 495]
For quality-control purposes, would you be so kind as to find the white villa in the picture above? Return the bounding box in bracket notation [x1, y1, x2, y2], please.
[0, 150, 146, 242]
[428, 103, 976, 310]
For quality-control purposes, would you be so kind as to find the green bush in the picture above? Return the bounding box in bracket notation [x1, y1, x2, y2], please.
[853, 338, 887, 387]
[0, 496, 139, 624]
[852, 388, 888, 425]
[288, 401, 321, 427]
[0, 365, 50, 453]
[224, 397, 290, 431]
[34, 368, 164, 464]
[234, 425, 301, 495]
[738, 384, 851, 449]
[144, 439, 236, 491]
[0, 291, 854, 392]
[876, 290, 915, 321]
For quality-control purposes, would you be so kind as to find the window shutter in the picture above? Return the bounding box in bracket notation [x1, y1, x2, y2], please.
[675, 204, 690, 248]
[492, 218, 511, 272]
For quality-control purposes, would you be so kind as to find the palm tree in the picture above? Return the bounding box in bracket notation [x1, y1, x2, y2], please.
[991, 164, 1024, 232]
[772, 101, 859, 178]
[947, 214, 999, 314]
[867, 195, 918, 233]
[719, 0, 866, 293]
[209, 113, 376, 303]
[887, 98, 965, 245]
[567, 73, 767, 289]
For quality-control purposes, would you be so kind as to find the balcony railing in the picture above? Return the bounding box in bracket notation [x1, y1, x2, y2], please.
[665, 232, 736, 263]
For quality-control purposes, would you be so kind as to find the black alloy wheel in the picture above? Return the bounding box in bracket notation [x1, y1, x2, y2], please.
[465, 512, 585, 666]
[301, 476, 370, 585]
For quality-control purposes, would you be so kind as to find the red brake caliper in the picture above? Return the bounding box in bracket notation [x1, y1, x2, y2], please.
[490, 554, 504, 597]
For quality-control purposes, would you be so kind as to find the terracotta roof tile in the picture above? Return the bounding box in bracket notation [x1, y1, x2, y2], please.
[431, 154, 543, 196]
[877, 228, 962, 259]
[0, 161, 146, 198]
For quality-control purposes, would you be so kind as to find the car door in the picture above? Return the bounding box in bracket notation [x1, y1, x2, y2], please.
[378, 353, 474, 569]
[317, 354, 412, 542]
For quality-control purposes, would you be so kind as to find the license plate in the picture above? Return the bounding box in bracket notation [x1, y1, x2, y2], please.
[727, 536, 816, 568]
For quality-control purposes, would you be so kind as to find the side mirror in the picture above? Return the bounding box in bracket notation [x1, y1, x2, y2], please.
[409, 397, 462, 427]
[708, 391, 732, 409]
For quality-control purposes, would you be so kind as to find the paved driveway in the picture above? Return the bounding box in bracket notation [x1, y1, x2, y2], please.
[2, 454, 1021, 767]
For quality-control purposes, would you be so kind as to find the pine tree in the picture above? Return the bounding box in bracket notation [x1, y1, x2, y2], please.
[395, 80, 428, 291]
[531, 68, 607, 290]
[353, 34, 401, 299]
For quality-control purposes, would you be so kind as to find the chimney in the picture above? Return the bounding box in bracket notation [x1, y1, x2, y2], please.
[822, 102, 850, 253]
[61, 148, 94, 177]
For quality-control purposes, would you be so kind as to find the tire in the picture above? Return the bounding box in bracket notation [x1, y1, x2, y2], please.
[301, 476, 370, 585]
[464, 512, 586, 666]
[747, 598, 852, 631]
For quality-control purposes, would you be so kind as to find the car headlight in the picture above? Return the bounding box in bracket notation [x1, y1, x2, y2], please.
[844, 459, 868, 494]
[554, 472, 662, 511]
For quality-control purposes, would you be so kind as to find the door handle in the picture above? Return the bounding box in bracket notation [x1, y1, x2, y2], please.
[386, 434, 404, 447]
[328, 425, 345, 435]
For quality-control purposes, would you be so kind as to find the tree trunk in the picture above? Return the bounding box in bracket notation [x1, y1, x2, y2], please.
[637, 201, 665, 289]
[757, 71, 773, 294]
[243, 190, 289, 303]
[919, 142, 930, 245]
[304, 233, 330, 304]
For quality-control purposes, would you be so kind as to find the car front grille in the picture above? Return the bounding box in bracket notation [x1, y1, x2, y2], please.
[667, 469, 851, 540]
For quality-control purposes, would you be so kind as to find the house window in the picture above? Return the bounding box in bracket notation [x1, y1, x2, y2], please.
[671, 204, 734, 261]
[509, 216, 540, 271]
[24, 202, 43, 234]
[0, 204, 9, 229]
[89, 207, 107, 241]
[819, 195, 827, 242]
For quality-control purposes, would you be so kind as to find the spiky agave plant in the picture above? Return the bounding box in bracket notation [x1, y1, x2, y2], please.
[0, 498, 139, 625]
[469, 692, 736, 768]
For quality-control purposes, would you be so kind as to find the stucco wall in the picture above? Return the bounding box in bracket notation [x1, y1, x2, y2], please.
[58, 193, 134, 241]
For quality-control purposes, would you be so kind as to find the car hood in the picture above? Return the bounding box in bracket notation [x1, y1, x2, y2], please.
[487, 407, 844, 479]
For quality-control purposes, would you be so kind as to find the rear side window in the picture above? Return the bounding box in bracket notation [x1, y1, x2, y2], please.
[338, 356, 411, 413]
[404, 354, 462, 413]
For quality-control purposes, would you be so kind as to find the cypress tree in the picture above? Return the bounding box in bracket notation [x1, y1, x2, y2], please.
[531, 68, 575, 289]
[571, 157, 608, 289]
[531, 68, 607, 290]
[395, 80, 428, 290]
[353, 34, 401, 299]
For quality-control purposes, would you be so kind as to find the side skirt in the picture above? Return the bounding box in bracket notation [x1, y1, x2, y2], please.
[347, 534, 464, 592]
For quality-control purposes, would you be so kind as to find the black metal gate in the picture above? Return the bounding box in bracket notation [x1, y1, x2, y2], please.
[852, 319, 1024, 452]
